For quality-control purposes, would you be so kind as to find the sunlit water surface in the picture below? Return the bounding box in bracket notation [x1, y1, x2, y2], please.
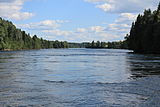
[0, 49, 160, 107]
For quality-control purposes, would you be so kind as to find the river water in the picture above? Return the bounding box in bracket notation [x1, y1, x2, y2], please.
[0, 49, 160, 107]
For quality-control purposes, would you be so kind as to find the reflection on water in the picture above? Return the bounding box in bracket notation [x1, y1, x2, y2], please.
[127, 53, 160, 78]
[0, 49, 160, 106]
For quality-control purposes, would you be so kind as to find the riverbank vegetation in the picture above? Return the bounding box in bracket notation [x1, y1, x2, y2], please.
[85, 40, 128, 49]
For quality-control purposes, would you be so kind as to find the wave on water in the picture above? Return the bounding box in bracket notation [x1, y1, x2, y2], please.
[43, 80, 66, 83]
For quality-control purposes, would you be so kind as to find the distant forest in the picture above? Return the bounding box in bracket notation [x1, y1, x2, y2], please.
[85, 40, 128, 49]
[126, 3, 160, 53]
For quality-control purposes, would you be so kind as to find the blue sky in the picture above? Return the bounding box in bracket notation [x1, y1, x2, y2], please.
[0, 0, 159, 42]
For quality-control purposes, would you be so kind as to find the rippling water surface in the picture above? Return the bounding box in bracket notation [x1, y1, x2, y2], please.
[0, 49, 160, 107]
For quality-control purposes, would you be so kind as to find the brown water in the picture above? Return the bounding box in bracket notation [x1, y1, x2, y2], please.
[0, 49, 160, 107]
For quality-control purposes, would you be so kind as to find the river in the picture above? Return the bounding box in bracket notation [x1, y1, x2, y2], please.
[0, 49, 160, 107]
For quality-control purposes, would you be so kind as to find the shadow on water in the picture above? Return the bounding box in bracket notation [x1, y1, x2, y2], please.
[126, 53, 160, 79]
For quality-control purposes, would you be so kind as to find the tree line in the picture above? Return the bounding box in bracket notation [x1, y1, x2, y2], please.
[85, 40, 128, 49]
[0, 17, 68, 50]
[0, 17, 128, 50]
[126, 3, 160, 53]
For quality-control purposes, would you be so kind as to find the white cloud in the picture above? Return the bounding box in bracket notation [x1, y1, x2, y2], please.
[18, 20, 69, 30]
[90, 26, 105, 33]
[108, 23, 130, 32]
[105, 13, 136, 36]
[84, 0, 159, 42]
[77, 28, 87, 33]
[43, 29, 73, 36]
[76, 26, 105, 33]
[115, 13, 137, 23]
[106, 12, 137, 34]
[85, 0, 159, 13]
[98, 32, 118, 40]
[96, 3, 114, 12]
[13, 0, 159, 42]
[0, 0, 34, 20]
[25, 19, 127, 41]
[18, 19, 123, 42]
[85, 0, 114, 3]
[73, 25, 121, 41]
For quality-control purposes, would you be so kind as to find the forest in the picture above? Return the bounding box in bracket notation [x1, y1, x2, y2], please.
[126, 3, 160, 53]
[0, 17, 69, 50]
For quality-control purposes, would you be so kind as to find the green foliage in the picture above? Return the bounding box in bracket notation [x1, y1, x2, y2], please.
[126, 3, 160, 53]
[86, 40, 128, 49]
[0, 18, 69, 50]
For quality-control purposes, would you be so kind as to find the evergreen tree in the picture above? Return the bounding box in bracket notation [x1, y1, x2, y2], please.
[91, 41, 95, 48]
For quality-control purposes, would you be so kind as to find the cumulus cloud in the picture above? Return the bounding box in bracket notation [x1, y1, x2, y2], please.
[77, 28, 87, 33]
[85, 0, 159, 13]
[0, 0, 34, 20]
[106, 13, 137, 33]
[74, 26, 121, 41]
[23, 20, 120, 41]
[18, 19, 73, 38]
[76, 26, 105, 34]
[11, 0, 159, 42]
[18, 19, 123, 42]
[108, 23, 130, 33]
[85, 0, 114, 3]
[115, 13, 137, 23]
[90, 26, 105, 33]
[84, 0, 160, 41]
[105, 13, 137, 36]
[18, 20, 69, 30]
[96, 3, 114, 12]
[43, 29, 73, 36]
